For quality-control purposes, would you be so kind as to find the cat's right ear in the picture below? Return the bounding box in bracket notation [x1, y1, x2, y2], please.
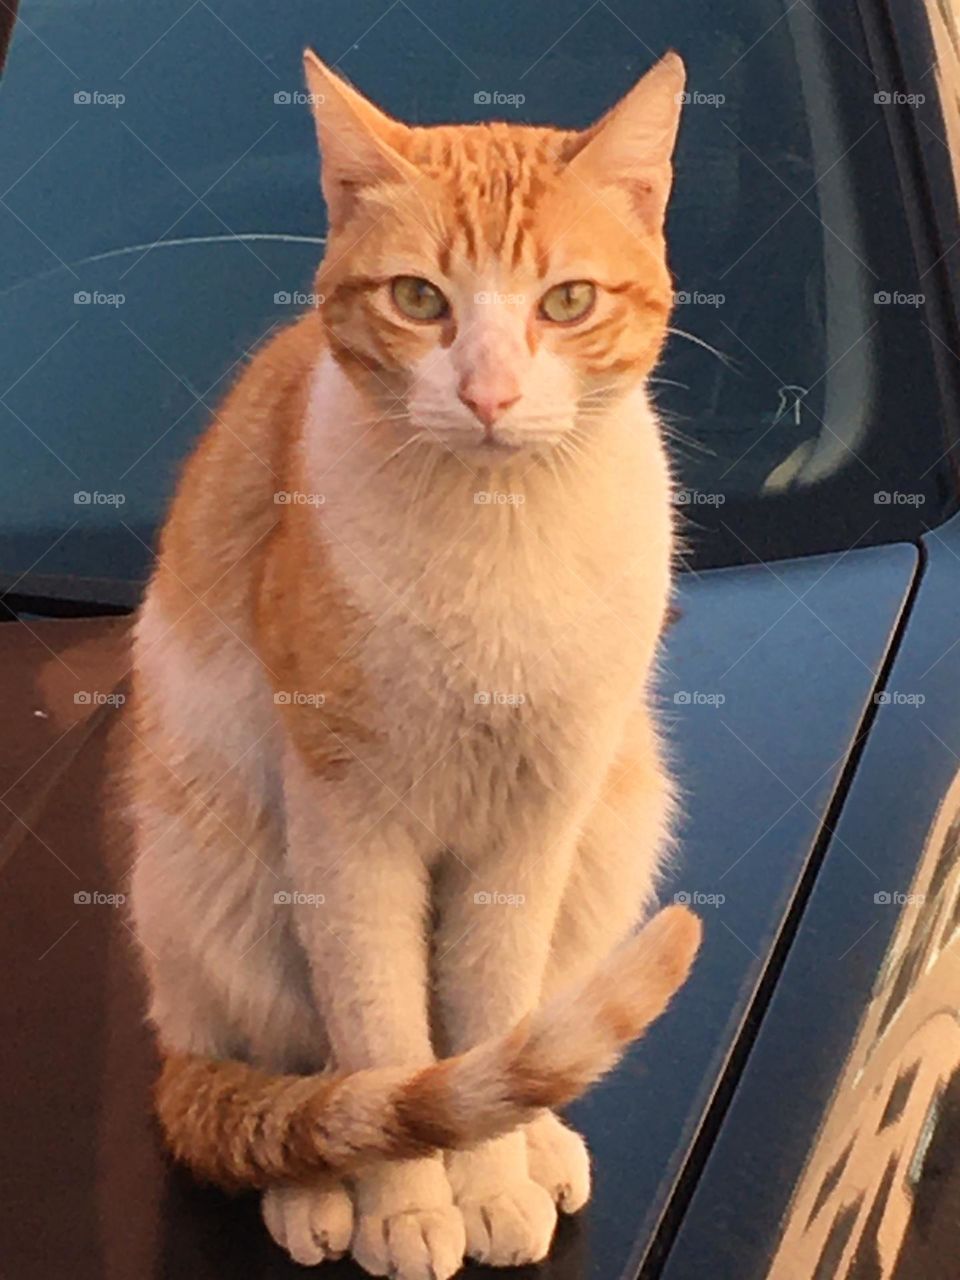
[302, 50, 419, 226]
[566, 52, 686, 234]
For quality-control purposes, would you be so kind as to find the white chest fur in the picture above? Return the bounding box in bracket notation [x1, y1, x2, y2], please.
[299, 356, 672, 803]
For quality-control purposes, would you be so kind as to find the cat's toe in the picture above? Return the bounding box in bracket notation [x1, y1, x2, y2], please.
[262, 1179, 354, 1265]
[352, 1206, 466, 1280]
[350, 1156, 465, 1280]
[526, 1113, 592, 1213]
[458, 1180, 557, 1266]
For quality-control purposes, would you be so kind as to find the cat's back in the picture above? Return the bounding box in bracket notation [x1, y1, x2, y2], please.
[130, 312, 324, 785]
[155, 311, 323, 608]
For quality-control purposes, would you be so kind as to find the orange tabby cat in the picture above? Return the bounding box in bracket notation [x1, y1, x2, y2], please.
[127, 49, 697, 1280]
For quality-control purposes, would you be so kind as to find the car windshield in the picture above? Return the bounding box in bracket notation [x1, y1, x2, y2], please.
[0, 0, 951, 598]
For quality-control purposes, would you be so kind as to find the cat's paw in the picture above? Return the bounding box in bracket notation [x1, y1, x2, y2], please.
[262, 1178, 354, 1265]
[351, 1157, 465, 1280]
[456, 1181, 557, 1266]
[447, 1137, 557, 1266]
[526, 1112, 592, 1214]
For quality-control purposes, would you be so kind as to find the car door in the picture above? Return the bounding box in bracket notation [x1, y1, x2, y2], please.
[657, 3, 960, 1275]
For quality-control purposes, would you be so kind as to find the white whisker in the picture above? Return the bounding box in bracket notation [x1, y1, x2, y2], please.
[666, 327, 735, 368]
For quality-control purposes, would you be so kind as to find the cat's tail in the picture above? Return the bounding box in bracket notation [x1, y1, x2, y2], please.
[154, 904, 701, 1190]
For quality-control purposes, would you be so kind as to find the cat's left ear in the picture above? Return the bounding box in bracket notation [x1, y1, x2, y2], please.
[567, 52, 686, 233]
[302, 49, 420, 226]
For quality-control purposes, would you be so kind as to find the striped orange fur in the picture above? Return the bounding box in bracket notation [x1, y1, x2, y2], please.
[154, 907, 701, 1189]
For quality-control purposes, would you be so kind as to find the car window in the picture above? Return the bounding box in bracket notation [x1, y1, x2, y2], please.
[0, 0, 953, 599]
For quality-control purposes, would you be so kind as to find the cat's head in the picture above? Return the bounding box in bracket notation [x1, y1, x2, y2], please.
[305, 50, 685, 458]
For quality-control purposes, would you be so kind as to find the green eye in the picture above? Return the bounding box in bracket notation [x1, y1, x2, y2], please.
[539, 281, 596, 324]
[391, 276, 450, 322]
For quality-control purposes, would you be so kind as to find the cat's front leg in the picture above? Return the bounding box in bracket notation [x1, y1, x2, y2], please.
[275, 751, 465, 1280]
[522, 707, 677, 1222]
[434, 829, 580, 1267]
[261, 1179, 355, 1266]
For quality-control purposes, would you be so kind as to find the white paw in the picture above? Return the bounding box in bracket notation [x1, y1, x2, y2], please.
[526, 1113, 592, 1214]
[457, 1180, 557, 1266]
[262, 1179, 354, 1265]
[352, 1205, 466, 1280]
[351, 1158, 465, 1280]
[447, 1135, 557, 1266]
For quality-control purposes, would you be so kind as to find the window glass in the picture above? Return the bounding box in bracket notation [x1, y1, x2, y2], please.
[0, 0, 952, 598]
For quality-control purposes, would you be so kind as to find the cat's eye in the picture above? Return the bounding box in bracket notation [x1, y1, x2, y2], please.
[539, 281, 596, 325]
[391, 276, 450, 322]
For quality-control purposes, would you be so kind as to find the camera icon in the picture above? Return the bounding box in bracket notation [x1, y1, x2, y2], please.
[273, 890, 292, 904]
[874, 92, 892, 105]
[474, 691, 491, 704]
[875, 490, 891, 504]
[673, 691, 691, 704]
[273, 490, 291, 504]
[74, 91, 92, 105]
[274, 291, 291, 304]
[74, 891, 92, 904]
[274, 91, 292, 105]
[873, 291, 891, 304]
[474, 891, 492, 904]
[474, 91, 492, 105]
[674, 291, 691, 304]
[74, 691, 92, 705]
[874, 891, 891, 904]
[673, 891, 691, 905]
[73, 491, 92, 504]
[74, 291, 91, 304]
[674, 91, 691, 104]
[274, 691, 291, 705]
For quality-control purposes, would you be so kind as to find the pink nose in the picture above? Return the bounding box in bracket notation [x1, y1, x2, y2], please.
[457, 383, 521, 428]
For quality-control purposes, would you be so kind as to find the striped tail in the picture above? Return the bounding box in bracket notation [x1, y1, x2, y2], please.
[155, 904, 701, 1190]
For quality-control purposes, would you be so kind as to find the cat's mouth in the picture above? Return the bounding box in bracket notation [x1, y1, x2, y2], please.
[411, 419, 566, 456]
[419, 426, 533, 455]
[478, 431, 522, 454]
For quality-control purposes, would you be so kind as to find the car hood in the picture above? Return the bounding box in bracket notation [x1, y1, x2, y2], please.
[0, 541, 919, 1279]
